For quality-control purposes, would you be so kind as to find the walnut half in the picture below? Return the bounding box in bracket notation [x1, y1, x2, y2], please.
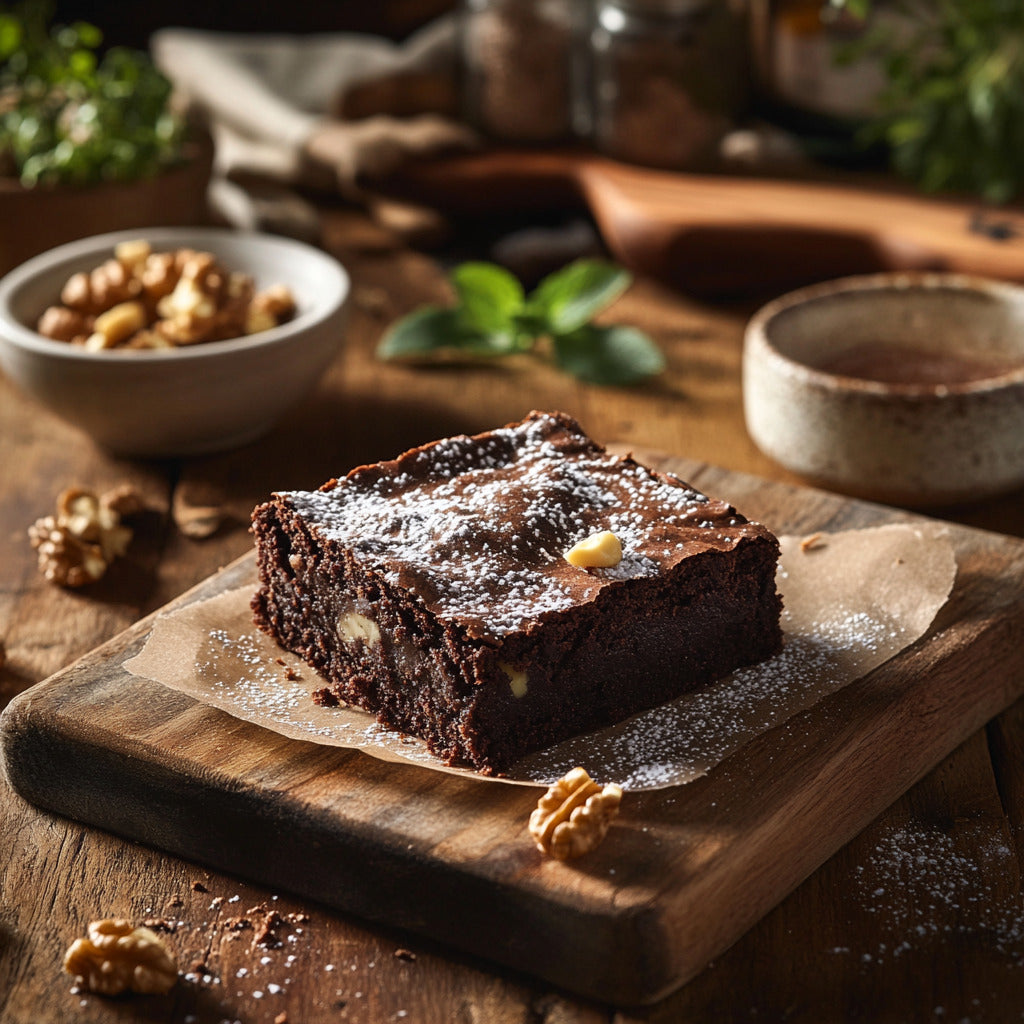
[63, 919, 178, 996]
[529, 767, 623, 860]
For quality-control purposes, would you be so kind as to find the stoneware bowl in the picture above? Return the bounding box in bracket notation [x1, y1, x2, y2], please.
[743, 273, 1024, 506]
[0, 226, 349, 457]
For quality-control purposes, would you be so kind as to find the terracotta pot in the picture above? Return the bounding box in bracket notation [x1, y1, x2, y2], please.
[0, 135, 213, 277]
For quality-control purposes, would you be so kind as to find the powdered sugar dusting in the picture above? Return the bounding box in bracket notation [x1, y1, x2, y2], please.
[283, 413, 744, 639]
[191, 604, 902, 791]
[127, 522, 956, 791]
[198, 629, 343, 740]
[517, 605, 900, 788]
[842, 821, 1024, 966]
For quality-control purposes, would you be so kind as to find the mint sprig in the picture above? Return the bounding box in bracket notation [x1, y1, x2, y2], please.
[377, 260, 664, 386]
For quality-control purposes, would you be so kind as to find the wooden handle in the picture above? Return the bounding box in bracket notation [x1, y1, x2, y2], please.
[576, 159, 1024, 295]
[384, 149, 1024, 295]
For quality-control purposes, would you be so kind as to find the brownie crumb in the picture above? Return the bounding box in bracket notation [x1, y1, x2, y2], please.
[253, 910, 286, 949]
[191, 881, 209, 893]
[312, 687, 340, 707]
[284, 666, 300, 680]
[394, 948, 416, 962]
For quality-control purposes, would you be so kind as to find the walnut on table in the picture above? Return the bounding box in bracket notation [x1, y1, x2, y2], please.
[63, 919, 178, 996]
[529, 767, 623, 860]
[28, 485, 143, 588]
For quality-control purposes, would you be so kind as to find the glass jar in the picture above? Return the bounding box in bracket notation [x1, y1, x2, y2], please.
[748, 0, 887, 130]
[590, 0, 748, 170]
[460, 0, 586, 144]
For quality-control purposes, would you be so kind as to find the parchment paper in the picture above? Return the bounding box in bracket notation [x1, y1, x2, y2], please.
[125, 524, 956, 790]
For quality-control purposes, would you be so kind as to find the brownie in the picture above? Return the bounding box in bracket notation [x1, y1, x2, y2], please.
[250, 411, 783, 774]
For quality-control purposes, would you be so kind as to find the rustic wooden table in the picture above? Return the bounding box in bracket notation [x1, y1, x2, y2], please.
[2, 206, 1024, 1024]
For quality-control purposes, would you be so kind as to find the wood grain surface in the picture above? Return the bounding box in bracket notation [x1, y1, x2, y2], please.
[4, 457, 1024, 1006]
[3, 204, 1024, 1023]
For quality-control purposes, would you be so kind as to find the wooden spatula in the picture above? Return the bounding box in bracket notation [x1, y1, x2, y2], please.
[386, 149, 1024, 294]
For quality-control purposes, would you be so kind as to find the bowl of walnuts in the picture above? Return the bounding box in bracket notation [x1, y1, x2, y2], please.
[0, 227, 349, 456]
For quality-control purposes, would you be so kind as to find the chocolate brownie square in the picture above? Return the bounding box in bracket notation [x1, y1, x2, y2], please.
[251, 411, 782, 773]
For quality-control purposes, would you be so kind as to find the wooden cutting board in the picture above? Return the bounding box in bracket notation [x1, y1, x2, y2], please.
[386, 150, 1024, 294]
[4, 455, 1024, 1006]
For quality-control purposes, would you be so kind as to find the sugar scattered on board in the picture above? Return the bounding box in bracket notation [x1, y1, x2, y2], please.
[847, 821, 1024, 964]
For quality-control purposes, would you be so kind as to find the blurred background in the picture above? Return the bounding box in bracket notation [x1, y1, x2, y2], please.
[48, 1, 455, 47]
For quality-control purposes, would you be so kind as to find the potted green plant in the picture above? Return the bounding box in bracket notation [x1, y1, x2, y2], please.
[835, 0, 1024, 204]
[0, 4, 212, 274]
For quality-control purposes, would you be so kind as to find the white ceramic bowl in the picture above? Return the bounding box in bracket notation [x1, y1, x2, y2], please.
[0, 227, 349, 457]
[743, 273, 1024, 506]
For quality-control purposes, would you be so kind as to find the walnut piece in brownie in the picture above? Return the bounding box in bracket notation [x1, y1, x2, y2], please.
[250, 411, 783, 774]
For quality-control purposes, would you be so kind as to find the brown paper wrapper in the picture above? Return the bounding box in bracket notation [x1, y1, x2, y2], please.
[125, 524, 956, 790]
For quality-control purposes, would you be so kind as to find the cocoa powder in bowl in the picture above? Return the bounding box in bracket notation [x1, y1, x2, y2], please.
[742, 272, 1024, 506]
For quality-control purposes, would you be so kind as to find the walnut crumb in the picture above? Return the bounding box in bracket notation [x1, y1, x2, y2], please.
[394, 948, 416, 962]
[529, 767, 622, 861]
[63, 919, 178, 997]
[275, 1013, 290, 1024]
[564, 530, 622, 569]
[800, 532, 825, 552]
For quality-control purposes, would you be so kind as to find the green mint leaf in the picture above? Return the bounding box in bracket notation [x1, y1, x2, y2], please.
[455, 332, 519, 357]
[529, 260, 632, 335]
[451, 261, 524, 333]
[377, 306, 514, 361]
[552, 324, 665, 386]
[377, 306, 461, 359]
